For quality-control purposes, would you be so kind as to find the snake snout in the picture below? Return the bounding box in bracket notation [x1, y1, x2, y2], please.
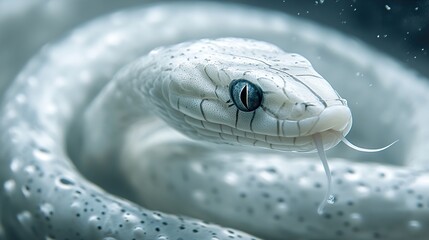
[304, 105, 352, 136]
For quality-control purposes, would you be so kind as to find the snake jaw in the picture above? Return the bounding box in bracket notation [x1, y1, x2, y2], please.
[304, 105, 352, 136]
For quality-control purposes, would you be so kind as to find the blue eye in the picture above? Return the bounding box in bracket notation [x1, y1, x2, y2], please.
[229, 79, 263, 112]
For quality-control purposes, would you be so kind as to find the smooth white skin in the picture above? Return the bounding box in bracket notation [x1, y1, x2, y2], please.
[1, 2, 429, 240]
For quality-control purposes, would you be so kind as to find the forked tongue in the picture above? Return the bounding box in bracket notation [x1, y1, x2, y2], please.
[312, 133, 397, 215]
[312, 133, 335, 215]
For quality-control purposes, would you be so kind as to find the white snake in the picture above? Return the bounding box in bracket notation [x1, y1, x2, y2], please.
[1, 1, 429, 240]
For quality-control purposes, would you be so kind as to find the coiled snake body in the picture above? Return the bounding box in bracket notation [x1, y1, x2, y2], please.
[1, 2, 429, 240]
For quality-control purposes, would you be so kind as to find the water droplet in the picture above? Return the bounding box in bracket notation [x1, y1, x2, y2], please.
[152, 213, 162, 220]
[320, 0, 325, 4]
[356, 185, 370, 196]
[408, 220, 421, 230]
[224, 172, 239, 185]
[17, 211, 33, 225]
[21, 185, 31, 197]
[133, 227, 145, 238]
[24, 165, 36, 174]
[33, 148, 52, 161]
[88, 215, 100, 229]
[4, 179, 16, 196]
[71, 201, 81, 209]
[40, 203, 54, 216]
[327, 195, 336, 204]
[192, 190, 206, 202]
[350, 213, 362, 223]
[385, 5, 391, 11]
[157, 236, 168, 240]
[10, 158, 22, 172]
[259, 170, 276, 182]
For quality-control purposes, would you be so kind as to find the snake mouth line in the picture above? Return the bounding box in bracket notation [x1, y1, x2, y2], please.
[183, 105, 351, 152]
[184, 120, 348, 152]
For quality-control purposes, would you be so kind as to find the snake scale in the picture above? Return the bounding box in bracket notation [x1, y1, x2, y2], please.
[1, 1, 429, 240]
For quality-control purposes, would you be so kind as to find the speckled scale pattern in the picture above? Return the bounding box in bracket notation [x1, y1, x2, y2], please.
[124, 128, 429, 239]
[1, 1, 429, 240]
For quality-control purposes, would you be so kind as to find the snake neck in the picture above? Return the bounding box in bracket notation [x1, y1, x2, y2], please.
[78, 58, 157, 176]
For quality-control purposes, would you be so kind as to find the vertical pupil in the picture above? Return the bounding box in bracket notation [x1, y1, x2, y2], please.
[240, 84, 249, 109]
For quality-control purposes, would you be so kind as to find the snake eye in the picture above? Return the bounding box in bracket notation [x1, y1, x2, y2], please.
[229, 79, 263, 112]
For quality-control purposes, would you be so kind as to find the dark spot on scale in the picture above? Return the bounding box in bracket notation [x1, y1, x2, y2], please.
[265, 167, 277, 173]
[59, 177, 74, 186]
[37, 147, 50, 153]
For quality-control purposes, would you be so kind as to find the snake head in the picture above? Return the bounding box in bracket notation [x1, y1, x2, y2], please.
[151, 38, 352, 152]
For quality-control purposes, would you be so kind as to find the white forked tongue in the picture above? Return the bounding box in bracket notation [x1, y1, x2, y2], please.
[312, 133, 333, 215]
[341, 137, 398, 152]
[312, 133, 398, 215]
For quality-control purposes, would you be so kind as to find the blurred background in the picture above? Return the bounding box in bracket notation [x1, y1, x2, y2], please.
[1, 0, 428, 96]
